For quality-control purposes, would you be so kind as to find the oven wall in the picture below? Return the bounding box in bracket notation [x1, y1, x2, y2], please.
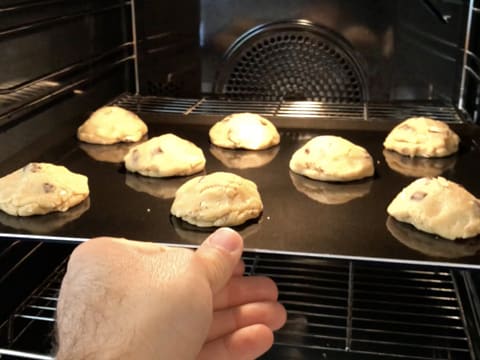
[0, 0, 134, 165]
[465, 0, 480, 122]
[134, 0, 473, 106]
[133, 0, 201, 97]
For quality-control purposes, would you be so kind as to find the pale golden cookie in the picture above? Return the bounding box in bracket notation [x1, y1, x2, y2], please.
[77, 106, 148, 145]
[0, 163, 89, 216]
[124, 134, 206, 178]
[387, 177, 480, 240]
[0, 198, 90, 233]
[383, 117, 459, 158]
[171, 172, 263, 227]
[289, 135, 374, 182]
[209, 113, 280, 150]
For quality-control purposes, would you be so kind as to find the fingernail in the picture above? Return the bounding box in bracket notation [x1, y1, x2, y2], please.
[208, 227, 241, 252]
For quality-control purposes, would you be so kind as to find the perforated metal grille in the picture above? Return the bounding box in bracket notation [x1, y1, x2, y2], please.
[214, 20, 367, 102]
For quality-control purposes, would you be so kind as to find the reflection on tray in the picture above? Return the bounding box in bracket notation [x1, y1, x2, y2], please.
[383, 149, 457, 177]
[79, 142, 137, 163]
[0, 198, 90, 234]
[386, 216, 480, 259]
[290, 172, 372, 205]
[210, 145, 279, 169]
[170, 215, 261, 244]
[125, 173, 199, 199]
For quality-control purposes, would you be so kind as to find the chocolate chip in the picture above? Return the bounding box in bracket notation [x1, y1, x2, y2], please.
[400, 124, 413, 131]
[43, 183, 55, 193]
[305, 148, 310, 154]
[410, 191, 427, 201]
[28, 163, 42, 173]
[152, 146, 163, 155]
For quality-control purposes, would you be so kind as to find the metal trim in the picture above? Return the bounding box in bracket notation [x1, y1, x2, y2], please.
[130, 0, 140, 94]
[458, 0, 475, 111]
[2, 233, 480, 270]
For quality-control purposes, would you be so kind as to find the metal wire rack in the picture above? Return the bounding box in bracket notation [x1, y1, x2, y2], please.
[0, 251, 476, 360]
[113, 93, 465, 122]
[246, 254, 475, 360]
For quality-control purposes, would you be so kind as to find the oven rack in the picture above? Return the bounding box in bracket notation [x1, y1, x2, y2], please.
[0, 249, 477, 359]
[113, 93, 465, 122]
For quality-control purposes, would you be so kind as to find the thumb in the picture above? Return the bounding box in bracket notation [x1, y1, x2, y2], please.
[191, 227, 244, 294]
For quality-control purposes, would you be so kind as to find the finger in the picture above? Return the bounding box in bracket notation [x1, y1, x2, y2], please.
[207, 301, 287, 342]
[213, 276, 278, 310]
[190, 228, 244, 294]
[197, 324, 274, 360]
[232, 260, 245, 277]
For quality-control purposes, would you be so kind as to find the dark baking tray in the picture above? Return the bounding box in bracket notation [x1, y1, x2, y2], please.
[1, 113, 480, 269]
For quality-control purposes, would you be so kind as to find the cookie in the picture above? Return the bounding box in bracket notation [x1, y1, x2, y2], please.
[0, 198, 90, 233]
[383, 117, 459, 158]
[0, 163, 89, 216]
[171, 172, 263, 227]
[387, 177, 480, 240]
[209, 113, 280, 150]
[289, 135, 374, 181]
[77, 106, 148, 145]
[124, 134, 206, 177]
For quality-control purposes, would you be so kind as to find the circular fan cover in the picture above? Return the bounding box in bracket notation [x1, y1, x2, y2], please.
[214, 20, 368, 102]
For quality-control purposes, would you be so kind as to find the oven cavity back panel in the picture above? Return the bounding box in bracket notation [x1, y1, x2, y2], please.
[214, 20, 368, 102]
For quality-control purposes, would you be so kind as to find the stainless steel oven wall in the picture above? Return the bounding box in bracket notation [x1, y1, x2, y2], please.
[463, 0, 480, 122]
[134, 0, 474, 105]
[200, 0, 471, 103]
[134, 0, 201, 97]
[393, 0, 467, 102]
[0, 0, 135, 165]
[200, 0, 395, 101]
[396, 0, 480, 124]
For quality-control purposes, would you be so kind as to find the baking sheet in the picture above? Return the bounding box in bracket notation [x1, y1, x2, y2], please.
[1, 114, 480, 269]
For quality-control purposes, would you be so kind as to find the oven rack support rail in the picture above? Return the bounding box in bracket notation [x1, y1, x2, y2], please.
[112, 93, 467, 123]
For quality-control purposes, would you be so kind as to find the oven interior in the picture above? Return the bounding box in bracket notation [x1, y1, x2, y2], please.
[1, 0, 480, 359]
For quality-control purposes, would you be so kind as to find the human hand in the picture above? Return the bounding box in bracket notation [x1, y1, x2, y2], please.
[56, 228, 286, 359]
